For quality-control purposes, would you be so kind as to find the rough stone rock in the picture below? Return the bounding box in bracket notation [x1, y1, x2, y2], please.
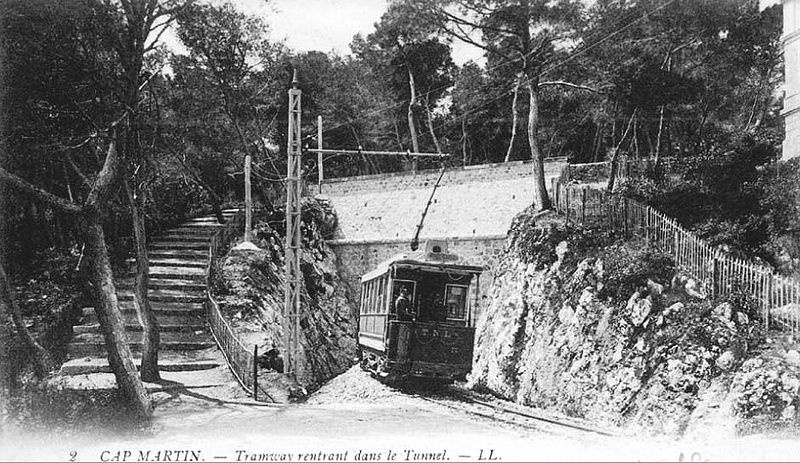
[555, 241, 569, 260]
[666, 359, 684, 390]
[713, 302, 735, 321]
[628, 295, 653, 327]
[558, 304, 575, 324]
[715, 350, 736, 371]
[578, 287, 595, 307]
[664, 302, 684, 317]
[647, 278, 664, 297]
[684, 278, 705, 299]
[593, 259, 605, 280]
[785, 350, 800, 367]
[595, 306, 615, 338]
[736, 311, 749, 326]
[782, 404, 796, 421]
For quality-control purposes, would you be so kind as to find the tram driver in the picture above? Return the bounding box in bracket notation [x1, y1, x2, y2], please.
[395, 286, 414, 321]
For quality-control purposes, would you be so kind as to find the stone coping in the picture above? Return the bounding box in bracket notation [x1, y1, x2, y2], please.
[316, 157, 567, 186]
[327, 234, 508, 246]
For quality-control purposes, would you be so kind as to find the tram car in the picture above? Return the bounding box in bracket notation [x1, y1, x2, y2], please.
[358, 240, 483, 382]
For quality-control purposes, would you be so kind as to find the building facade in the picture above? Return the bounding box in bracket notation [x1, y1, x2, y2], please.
[764, 0, 800, 160]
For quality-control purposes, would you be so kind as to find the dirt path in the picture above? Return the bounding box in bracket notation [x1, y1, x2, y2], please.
[6, 367, 800, 462]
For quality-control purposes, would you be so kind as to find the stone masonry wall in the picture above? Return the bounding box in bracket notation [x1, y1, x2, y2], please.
[318, 158, 566, 319]
[309, 158, 566, 197]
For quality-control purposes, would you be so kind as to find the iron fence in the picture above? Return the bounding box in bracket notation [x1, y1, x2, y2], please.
[553, 175, 800, 337]
[204, 209, 267, 400]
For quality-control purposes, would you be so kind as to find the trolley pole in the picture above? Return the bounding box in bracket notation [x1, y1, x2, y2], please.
[285, 70, 303, 379]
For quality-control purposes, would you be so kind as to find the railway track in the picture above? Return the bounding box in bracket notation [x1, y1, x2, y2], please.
[415, 386, 617, 438]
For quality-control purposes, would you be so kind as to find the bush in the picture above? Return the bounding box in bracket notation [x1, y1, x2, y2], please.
[599, 244, 675, 302]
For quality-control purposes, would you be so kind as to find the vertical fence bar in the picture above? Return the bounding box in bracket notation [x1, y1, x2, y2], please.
[581, 188, 587, 224]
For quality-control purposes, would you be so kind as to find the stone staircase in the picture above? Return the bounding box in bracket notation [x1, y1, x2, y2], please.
[60, 209, 238, 375]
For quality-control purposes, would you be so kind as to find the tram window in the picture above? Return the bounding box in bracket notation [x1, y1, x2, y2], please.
[377, 277, 385, 314]
[444, 285, 468, 320]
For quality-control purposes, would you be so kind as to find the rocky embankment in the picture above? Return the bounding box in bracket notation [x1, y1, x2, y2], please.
[470, 207, 800, 436]
[214, 198, 357, 402]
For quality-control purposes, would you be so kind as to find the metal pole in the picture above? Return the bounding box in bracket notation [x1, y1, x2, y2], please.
[244, 154, 252, 242]
[284, 70, 303, 379]
[317, 115, 323, 192]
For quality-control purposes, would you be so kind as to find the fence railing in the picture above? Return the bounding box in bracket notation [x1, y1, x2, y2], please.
[552, 175, 800, 336]
[565, 156, 681, 185]
[204, 208, 265, 400]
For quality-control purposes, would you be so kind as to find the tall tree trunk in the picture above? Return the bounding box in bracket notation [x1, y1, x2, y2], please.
[123, 179, 160, 382]
[0, 260, 53, 379]
[461, 118, 468, 166]
[407, 68, 420, 171]
[525, 77, 551, 210]
[608, 108, 637, 193]
[85, 138, 152, 420]
[504, 75, 522, 162]
[424, 95, 442, 154]
[82, 215, 152, 420]
[655, 104, 665, 165]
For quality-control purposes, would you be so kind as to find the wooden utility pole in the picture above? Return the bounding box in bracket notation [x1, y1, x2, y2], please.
[317, 115, 323, 192]
[284, 70, 303, 379]
[244, 153, 252, 242]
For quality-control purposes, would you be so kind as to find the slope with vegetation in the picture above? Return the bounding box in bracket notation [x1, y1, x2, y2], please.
[470, 207, 800, 436]
[212, 198, 357, 402]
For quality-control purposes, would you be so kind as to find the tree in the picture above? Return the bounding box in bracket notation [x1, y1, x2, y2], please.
[0, 0, 191, 419]
[99, 0, 195, 383]
[174, 2, 286, 212]
[352, 2, 456, 170]
[411, 0, 589, 210]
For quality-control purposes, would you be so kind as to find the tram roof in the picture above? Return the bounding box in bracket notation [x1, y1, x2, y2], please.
[361, 250, 485, 282]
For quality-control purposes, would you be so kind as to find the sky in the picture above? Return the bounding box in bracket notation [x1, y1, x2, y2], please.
[188, 0, 484, 65]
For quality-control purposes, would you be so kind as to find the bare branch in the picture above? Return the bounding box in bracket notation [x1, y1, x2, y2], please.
[539, 81, 600, 93]
[65, 153, 93, 188]
[0, 167, 82, 214]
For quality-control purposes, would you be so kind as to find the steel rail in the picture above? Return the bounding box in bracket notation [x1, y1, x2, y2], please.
[419, 388, 616, 437]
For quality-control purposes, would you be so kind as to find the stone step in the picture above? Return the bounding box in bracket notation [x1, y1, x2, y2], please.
[169, 227, 220, 235]
[73, 322, 206, 335]
[148, 249, 208, 259]
[159, 234, 212, 243]
[127, 258, 207, 268]
[82, 302, 205, 318]
[118, 289, 204, 304]
[60, 351, 222, 375]
[81, 306, 205, 326]
[68, 331, 214, 356]
[117, 278, 206, 292]
[149, 266, 206, 280]
[186, 217, 231, 223]
[178, 222, 225, 229]
[151, 241, 209, 250]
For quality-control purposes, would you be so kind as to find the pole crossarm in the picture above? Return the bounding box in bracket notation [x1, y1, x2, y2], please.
[305, 148, 450, 158]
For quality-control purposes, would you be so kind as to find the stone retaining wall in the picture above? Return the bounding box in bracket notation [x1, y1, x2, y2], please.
[309, 158, 566, 197]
